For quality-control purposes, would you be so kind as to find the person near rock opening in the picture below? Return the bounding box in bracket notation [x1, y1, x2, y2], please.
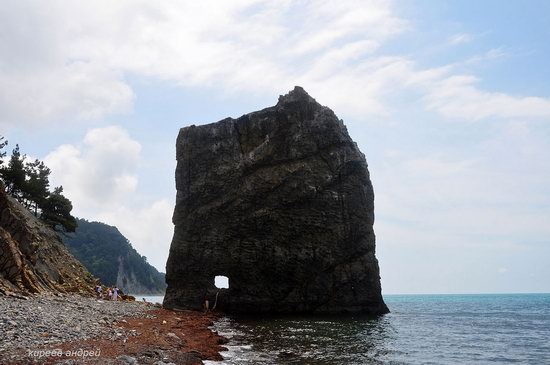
[107, 288, 112, 300]
[113, 287, 119, 301]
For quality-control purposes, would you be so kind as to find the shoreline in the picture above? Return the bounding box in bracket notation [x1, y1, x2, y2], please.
[0, 293, 228, 365]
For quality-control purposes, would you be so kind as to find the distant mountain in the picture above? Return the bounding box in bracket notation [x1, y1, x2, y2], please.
[63, 218, 166, 295]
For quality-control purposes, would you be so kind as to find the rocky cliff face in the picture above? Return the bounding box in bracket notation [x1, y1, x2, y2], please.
[0, 182, 95, 296]
[164, 87, 388, 314]
[115, 255, 166, 295]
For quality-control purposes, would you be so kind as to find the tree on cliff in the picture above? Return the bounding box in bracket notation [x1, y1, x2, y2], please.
[0, 136, 7, 163]
[41, 186, 78, 233]
[0, 137, 77, 233]
[1, 144, 26, 199]
[23, 159, 51, 216]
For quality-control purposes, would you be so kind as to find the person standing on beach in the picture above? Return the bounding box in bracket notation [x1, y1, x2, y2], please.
[107, 288, 112, 300]
[113, 287, 119, 301]
[95, 285, 102, 299]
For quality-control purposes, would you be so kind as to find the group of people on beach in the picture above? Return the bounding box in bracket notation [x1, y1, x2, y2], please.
[94, 285, 120, 301]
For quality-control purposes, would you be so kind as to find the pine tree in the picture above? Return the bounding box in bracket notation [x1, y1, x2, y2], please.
[24, 159, 51, 216]
[0, 138, 78, 232]
[0, 136, 7, 164]
[41, 186, 77, 232]
[1, 144, 27, 200]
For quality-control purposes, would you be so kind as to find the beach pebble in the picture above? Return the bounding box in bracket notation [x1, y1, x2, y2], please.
[166, 332, 184, 345]
[0, 294, 148, 356]
[117, 354, 138, 364]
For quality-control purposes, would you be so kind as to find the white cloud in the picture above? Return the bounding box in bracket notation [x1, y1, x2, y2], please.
[463, 48, 507, 65]
[424, 75, 550, 120]
[1, 0, 548, 126]
[0, 0, 406, 126]
[0, 4, 134, 127]
[449, 33, 472, 45]
[45, 126, 141, 210]
[44, 125, 172, 271]
[374, 120, 550, 246]
[0, 64, 132, 127]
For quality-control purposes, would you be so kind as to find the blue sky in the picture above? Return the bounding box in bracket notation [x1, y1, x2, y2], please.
[1, 0, 549, 294]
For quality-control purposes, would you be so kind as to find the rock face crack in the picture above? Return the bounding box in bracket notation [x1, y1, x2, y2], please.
[164, 86, 388, 314]
[232, 120, 245, 156]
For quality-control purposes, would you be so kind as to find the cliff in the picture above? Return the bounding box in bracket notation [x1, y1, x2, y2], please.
[63, 219, 166, 295]
[0, 182, 95, 296]
[164, 87, 388, 314]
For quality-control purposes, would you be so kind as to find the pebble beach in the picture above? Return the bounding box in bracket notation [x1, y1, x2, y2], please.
[0, 294, 227, 365]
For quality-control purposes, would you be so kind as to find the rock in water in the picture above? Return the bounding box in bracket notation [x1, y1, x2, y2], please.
[164, 87, 389, 314]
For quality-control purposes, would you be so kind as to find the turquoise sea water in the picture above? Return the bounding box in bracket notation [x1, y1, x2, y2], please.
[204, 294, 550, 364]
[134, 295, 165, 304]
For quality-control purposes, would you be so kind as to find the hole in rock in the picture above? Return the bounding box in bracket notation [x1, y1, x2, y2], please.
[214, 275, 229, 289]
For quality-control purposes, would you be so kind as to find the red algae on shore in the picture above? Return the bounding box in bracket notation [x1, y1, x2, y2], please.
[10, 307, 228, 365]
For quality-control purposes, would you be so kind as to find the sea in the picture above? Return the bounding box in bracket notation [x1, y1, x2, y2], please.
[135, 295, 165, 305]
[140, 294, 550, 364]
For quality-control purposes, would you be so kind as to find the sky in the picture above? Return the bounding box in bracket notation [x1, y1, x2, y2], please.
[1, 0, 549, 294]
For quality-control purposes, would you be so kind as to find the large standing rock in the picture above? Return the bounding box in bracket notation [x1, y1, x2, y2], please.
[164, 87, 388, 314]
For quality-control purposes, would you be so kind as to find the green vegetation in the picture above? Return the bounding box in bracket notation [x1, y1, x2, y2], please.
[41, 186, 78, 233]
[0, 136, 7, 162]
[63, 218, 166, 294]
[0, 136, 76, 232]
